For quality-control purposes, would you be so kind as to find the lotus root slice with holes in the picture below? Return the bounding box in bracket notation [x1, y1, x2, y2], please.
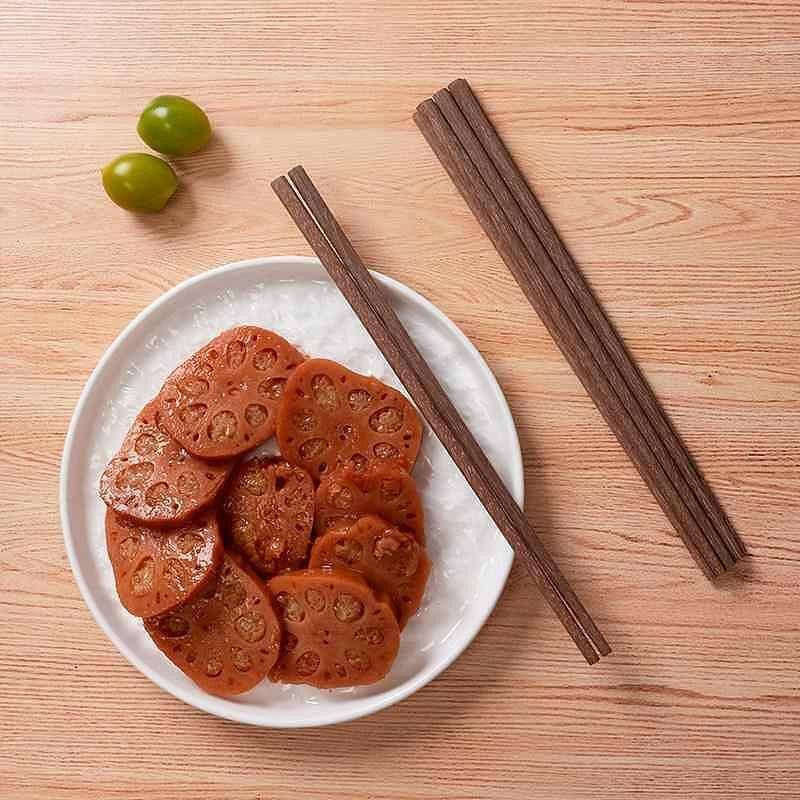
[268, 568, 400, 688]
[310, 515, 430, 629]
[157, 326, 304, 459]
[221, 457, 315, 577]
[105, 507, 223, 618]
[99, 400, 233, 527]
[315, 461, 424, 543]
[276, 358, 422, 481]
[145, 552, 282, 696]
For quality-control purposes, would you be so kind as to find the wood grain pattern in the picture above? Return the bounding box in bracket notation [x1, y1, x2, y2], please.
[1, 1, 798, 798]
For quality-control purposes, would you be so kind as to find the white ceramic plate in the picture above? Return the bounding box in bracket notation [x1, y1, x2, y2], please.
[60, 255, 522, 727]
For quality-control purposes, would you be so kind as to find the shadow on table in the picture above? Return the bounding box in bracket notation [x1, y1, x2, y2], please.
[132, 133, 236, 235]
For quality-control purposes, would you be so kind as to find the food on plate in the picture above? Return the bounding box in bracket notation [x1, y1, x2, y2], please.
[268, 568, 400, 688]
[105, 507, 223, 618]
[137, 95, 212, 156]
[314, 461, 424, 542]
[276, 358, 422, 481]
[145, 552, 282, 696]
[157, 326, 303, 459]
[97, 333, 431, 695]
[101, 152, 178, 213]
[99, 400, 232, 527]
[309, 515, 430, 629]
[221, 457, 315, 577]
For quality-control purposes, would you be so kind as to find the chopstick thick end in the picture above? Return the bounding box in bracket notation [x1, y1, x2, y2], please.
[413, 97, 437, 119]
[448, 77, 471, 93]
[431, 87, 452, 106]
[287, 164, 309, 184]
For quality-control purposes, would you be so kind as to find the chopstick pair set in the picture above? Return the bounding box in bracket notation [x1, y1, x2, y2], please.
[272, 79, 745, 664]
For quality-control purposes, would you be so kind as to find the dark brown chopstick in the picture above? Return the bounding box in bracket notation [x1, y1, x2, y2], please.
[430, 88, 737, 574]
[414, 81, 745, 577]
[414, 99, 722, 578]
[272, 166, 611, 664]
[445, 78, 746, 563]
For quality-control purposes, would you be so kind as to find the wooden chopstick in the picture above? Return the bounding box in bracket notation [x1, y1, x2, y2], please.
[414, 97, 731, 579]
[414, 84, 745, 577]
[444, 79, 746, 563]
[431, 86, 738, 573]
[272, 165, 611, 664]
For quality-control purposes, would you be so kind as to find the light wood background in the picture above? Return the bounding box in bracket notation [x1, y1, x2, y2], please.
[1, 2, 798, 798]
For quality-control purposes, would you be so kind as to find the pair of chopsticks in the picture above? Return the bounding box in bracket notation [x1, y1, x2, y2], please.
[414, 79, 746, 579]
[272, 166, 611, 664]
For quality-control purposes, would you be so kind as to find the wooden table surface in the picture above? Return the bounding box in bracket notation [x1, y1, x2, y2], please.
[2, 2, 799, 798]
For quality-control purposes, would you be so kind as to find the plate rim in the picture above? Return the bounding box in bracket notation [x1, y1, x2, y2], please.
[59, 255, 524, 727]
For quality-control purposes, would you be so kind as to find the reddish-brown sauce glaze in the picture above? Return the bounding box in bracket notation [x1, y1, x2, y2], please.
[221, 457, 314, 577]
[157, 326, 304, 459]
[315, 461, 424, 543]
[145, 552, 282, 696]
[99, 400, 232, 527]
[268, 568, 400, 688]
[276, 358, 422, 481]
[309, 515, 430, 629]
[106, 507, 223, 618]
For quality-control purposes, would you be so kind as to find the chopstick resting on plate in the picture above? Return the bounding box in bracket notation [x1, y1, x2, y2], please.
[272, 165, 611, 665]
[414, 79, 745, 579]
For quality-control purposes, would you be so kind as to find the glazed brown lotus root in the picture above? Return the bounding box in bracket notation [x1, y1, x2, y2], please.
[268, 568, 400, 689]
[276, 358, 422, 481]
[99, 400, 232, 527]
[221, 457, 314, 577]
[145, 552, 282, 697]
[157, 326, 304, 459]
[309, 515, 430, 629]
[105, 507, 223, 618]
[315, 461, 424, 543]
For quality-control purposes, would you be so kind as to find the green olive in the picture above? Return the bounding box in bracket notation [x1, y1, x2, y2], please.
[101, 153, 178, 213]
[137, 95, 212, 156]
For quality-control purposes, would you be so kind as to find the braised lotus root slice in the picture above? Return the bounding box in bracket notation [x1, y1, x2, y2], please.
[267, 568, 400, 689]
[145, 552, 282, 697]
[99, 400, 232, 527]
[157, 326, 304, 459]
[221, 457, 315, 577]
[315, 461, 424, 543]
[276, 358, 422, 481]
[105, 507, 223, 618]
[310, 515, 430, 629]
